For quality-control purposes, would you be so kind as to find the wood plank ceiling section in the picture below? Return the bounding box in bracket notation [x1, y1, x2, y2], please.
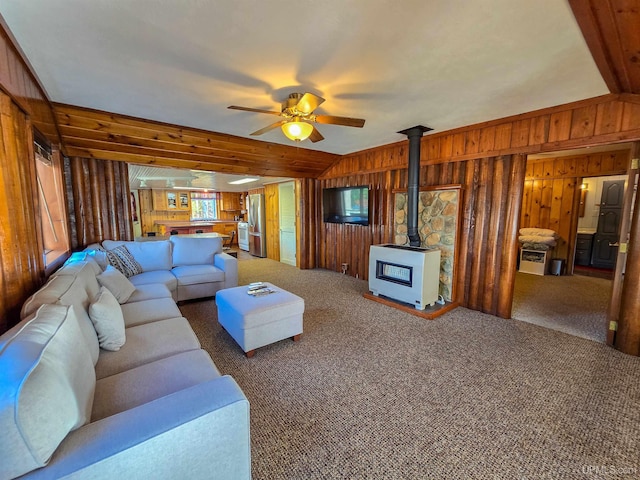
[569, 0, 640, 94]
[53, 103, 340, 178]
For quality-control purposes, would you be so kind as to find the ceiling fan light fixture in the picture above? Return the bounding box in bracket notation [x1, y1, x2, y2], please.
[281, 119, 313, 142]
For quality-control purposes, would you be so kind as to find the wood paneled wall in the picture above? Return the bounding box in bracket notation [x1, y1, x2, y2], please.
[66, 156, 133, 249]
[521, 150, 629, 267]
[264, 183, 280, 262]
[322, 94, 640, 178]
[297, 178, 317, 270]
[0, 23, 59, 143]
[316, 155, 525, 318]
[0, 92, 45, 332]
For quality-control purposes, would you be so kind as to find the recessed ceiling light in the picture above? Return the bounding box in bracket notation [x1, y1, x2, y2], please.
[228, 177, 259, 185]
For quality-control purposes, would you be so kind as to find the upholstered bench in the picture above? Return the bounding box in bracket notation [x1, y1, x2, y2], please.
[216, 282, 304, 357]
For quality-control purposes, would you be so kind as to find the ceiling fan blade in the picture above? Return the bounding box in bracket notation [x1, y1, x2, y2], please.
[228, 105, 282, 116]
[250, 120, 286, 136]
[296, 93, 325, 114]
[314, 115, 365, 128]
[309, 126, 324, 143]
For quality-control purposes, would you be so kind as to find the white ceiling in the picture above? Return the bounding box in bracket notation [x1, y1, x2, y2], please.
[1, 0, 608, 159]
[128, 164, 290, 192]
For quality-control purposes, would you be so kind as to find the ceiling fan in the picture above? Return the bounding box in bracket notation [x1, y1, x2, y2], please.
[228, 92, 365, 143]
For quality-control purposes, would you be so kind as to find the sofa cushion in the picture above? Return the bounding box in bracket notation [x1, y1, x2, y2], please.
[126, 283, 173, 303]
[89, 287, 127, 351]
[0, 304, 95, 479]
[92, 349, 220, 421]
[170, 236, 222, 266]
[173, 264, 225, 285]
[103, 240, 173, 272]
[106, 245, 143, 278]
[94, 317, 201, 379]
[97, 265, 136, 304]
[129, 270, 178, 294]
[53, 260, 102, 302]
[120, 297, 183, 327]
[20, 274, 100, 366]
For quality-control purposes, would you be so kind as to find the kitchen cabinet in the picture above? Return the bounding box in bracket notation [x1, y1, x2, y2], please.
[211, 222, 237, 244]
[152, 189, 168, 210]
[152, 190, 191, 211]
[220, 192, 242, 211]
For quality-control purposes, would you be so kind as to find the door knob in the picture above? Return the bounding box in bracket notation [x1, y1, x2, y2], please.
[609, 242, 620, 247]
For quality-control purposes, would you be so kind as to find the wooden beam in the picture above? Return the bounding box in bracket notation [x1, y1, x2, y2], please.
[569, 0, 640, 94]
[53, 103, 340, 179]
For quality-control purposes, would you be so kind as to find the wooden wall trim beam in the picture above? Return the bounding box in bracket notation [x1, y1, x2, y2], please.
[54, 103, 335, 162]
[54, 103, 340, 178]
[569, 0, 640, 94]
[63, 146, 321, 178]
[569, 0, 623, 93]
[322, 95, 640, 179]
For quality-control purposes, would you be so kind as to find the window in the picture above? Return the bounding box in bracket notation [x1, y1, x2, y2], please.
[190, 192, 218, 220]
[34, 135, 70, 270]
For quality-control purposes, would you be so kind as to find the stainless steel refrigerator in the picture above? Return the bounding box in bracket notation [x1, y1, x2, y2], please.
[248, 193, 266, 257]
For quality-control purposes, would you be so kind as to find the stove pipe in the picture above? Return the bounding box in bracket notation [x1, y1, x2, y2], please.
[398, 125, 432, 247]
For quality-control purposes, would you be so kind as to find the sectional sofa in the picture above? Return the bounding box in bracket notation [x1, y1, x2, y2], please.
[0, 236, 250, 479]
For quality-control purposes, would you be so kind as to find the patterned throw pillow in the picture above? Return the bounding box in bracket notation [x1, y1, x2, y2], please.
[105, 245, 143, 278]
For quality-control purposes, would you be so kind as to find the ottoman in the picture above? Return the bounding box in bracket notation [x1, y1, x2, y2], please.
[216, 282, 304, 357]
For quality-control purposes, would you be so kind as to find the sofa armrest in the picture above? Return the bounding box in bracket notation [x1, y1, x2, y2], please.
[24, 376, 251, 480]
[214, 252, 239, 289]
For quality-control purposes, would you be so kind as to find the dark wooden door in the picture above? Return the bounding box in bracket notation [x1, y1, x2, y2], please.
[592, 179, 625, 269]
[597, 208, 621, 234]
[591, 234, 618, 268]
[600, 180, 624, 208]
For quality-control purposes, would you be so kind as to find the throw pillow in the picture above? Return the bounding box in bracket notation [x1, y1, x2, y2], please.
[88, 287, 126, 351]
[105, 244, 143, 278]
[97, 265, 136, 304]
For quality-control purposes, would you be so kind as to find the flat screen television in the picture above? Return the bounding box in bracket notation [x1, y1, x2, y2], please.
[322, 186, 369, 226]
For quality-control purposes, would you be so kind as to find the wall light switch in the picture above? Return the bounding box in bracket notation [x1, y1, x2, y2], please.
[620, 243, 627, 253]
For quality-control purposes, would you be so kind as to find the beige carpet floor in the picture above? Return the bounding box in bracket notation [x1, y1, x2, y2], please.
[512, 272, 612, 343]
[179, 258, 640, 480]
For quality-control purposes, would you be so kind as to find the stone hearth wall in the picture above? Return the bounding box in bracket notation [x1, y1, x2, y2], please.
[394, 188, 460, 301]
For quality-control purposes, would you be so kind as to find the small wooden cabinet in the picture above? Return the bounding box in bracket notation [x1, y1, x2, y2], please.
[575, 233, 593, 266]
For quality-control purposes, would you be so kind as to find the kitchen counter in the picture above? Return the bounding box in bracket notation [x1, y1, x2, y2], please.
[154, 220, 240, 243]
[155, 220, 240, 227]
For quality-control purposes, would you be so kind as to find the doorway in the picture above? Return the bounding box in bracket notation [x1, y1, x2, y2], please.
[511, 146, 632, 342]
[574, 175, 627, 279]
[278, 181, 296, 266]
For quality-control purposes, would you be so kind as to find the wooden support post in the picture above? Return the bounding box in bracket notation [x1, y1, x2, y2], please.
[615, 143, 640, 355]
[608, 142, 639, 346]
